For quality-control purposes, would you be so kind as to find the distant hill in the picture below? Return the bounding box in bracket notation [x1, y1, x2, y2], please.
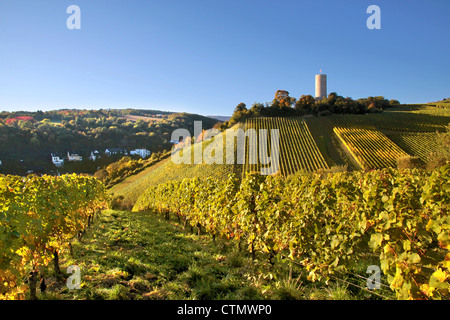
[427, 98, 450, 108]
[206, 115, 231, 122]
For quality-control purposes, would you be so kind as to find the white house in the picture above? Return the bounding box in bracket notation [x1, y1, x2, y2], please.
[67, 151, 82, 162]
[89, 150, 100, 161]
[51, 153, 64, 167]
[105, 148, 128, 156]
[130, 148, 151, 158]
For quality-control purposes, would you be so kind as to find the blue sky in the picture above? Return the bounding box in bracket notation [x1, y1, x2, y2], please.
[0, 0, 449, 116]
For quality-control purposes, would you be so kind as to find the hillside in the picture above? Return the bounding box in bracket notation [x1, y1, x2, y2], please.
[109, 123, 244, 203]
[2, 104, 449, 301]
[0, 109, 220, 175]
[110, 104, 450, 205]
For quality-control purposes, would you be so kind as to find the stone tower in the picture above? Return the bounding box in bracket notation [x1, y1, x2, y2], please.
[315, 74, 327, 100]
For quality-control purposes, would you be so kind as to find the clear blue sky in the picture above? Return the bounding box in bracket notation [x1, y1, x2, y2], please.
[0, 0, 449, 116]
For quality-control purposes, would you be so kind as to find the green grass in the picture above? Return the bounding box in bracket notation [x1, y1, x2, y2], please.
[304, 116, 349, 168]
[35, 209, 395, 300]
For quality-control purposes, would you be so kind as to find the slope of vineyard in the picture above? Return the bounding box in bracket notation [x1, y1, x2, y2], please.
[386, 132, 439, 162]
[330, 108, 450, 132]
[243, 117, 329, 176]
[109, 125, 243, 203]
[112, 117, 332, 202]
[413, 106, 450, 117]
[111, 116, 333, 202]
[334, 127, 409, 170]
[111, 105, 449, 203]
[327, 106, 449, 166]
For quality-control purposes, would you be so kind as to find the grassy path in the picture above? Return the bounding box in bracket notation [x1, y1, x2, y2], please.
[42, 209, 268, 299]
[39, 210, 393, 300]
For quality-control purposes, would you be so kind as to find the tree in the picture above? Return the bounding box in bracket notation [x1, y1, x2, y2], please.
[35, 110, 45, 121]
[295, 95, 316, 112]
[367, 102, 381, 113]
[359, 96, 390, 110]
[273, 90, 294, 110]
[250, 103, 264, 116]
[389, 99, 400, 106]
[30, 136, 40, 147]
[327, 92, 338, 105]
[314, 100, 328, 114]
[234, 102, 247, 113]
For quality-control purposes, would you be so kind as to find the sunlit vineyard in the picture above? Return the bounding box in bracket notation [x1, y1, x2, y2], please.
[0, 174, 107, 300]
[334, 127, 409, 169]
[133, 164, 450, 300]
[327, 106, 449, 168]
[244, 117, 329, 176]
[414, 107, 450, 117]
[112, 106, 449, 202]
[330, 111, 449, 132]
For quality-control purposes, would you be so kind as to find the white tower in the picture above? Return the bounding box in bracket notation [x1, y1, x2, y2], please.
[315, 73, 327, 100]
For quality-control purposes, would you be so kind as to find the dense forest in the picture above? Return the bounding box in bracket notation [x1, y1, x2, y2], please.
[0, 109, 218, 175]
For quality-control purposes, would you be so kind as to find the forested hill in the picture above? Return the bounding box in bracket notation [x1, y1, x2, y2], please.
[0, 109, 219, 175]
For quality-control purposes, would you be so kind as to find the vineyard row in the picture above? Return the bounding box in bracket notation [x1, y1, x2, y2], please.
[0, 174, 107, 300]
[133, 164, 450, 300]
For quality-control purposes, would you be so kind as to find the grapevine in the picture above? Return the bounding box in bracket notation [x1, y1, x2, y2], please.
[133, 163, 450, 299]
[0, 174, 107, 300]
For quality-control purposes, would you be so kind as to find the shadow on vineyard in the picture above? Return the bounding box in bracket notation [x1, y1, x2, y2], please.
[39, 210, 394, 300]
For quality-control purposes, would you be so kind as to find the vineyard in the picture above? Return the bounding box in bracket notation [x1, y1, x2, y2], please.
[244, 117, 329, 176]
[133, 164, 450, 300]
[327, 107, 450, 168]
[386, 132, 439, 163]
[333, 127, 409, 170]
[0, 174, 107, 299]
[330, 111, 450, 133]
[111, 106, 449, 205]
[1, 105, 449, 301]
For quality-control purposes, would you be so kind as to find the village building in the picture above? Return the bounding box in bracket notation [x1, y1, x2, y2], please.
[89, 150, 100, 161]
[130, 148, 151, 158]
[105, 148, 128, 156]
[51, 153, 64, 167]
[67, 151, 82, 161]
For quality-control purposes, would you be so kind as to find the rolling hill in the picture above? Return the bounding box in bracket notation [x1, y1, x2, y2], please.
[109, 104, 450, 204]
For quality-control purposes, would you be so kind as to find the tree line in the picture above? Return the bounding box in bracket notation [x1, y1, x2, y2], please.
[220, 90, 400, 129]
